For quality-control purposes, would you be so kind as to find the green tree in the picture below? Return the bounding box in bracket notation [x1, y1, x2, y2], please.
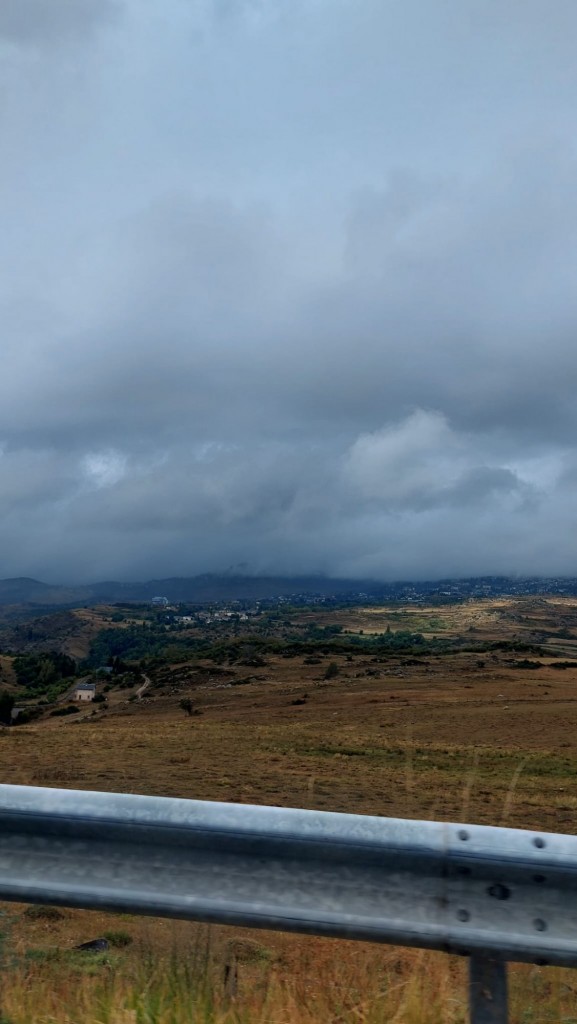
[0, 690, 15, 726]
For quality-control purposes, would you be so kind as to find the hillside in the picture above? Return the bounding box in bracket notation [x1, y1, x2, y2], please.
[0, 573, 379, 609]
[2, 572, 577, 613]
[1, 595, 577, 827]
[0, 578, 89, 607]
[3, 595, 577, 1021]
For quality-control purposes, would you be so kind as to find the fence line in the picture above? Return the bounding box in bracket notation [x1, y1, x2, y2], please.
[1, 784, 576, 1022]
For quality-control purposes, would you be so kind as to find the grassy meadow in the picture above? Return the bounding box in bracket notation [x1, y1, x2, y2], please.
[2, 596, 577, 1021]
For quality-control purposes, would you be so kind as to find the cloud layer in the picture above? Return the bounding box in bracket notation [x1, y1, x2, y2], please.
[0, 0, 119, 45]
[2, 1, 577, 582]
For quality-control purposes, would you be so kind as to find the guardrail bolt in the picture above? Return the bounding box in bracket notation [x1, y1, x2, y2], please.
[487, 884, 511, 901]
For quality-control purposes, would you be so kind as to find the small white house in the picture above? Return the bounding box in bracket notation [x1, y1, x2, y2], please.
[74, 683, 96, 702]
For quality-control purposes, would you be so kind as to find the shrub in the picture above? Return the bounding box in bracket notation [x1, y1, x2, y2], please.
[49, 705, 80, 717]
[0, 691, 14, 726]
[23, 905, 64, 922]
[103, 930, 132, 948]
[12, 707, 42, 726]
[13, 652, 76, 692]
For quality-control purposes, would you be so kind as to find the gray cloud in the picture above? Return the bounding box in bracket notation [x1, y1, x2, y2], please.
[0, 0, 119, 45]
[1, 0, 577, 582]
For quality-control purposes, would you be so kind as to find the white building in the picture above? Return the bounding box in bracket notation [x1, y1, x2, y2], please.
[74, 683, 96, 702]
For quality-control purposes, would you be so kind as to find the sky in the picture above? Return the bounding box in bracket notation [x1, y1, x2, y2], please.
[1, 0, 577, 583]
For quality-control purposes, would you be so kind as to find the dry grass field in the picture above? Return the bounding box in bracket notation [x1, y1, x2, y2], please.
[4, 914, 577, 1024]
[2, 596, 577, 1021]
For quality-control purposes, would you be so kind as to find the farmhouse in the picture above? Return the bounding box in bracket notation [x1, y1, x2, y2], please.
[74, 683, 96, 702]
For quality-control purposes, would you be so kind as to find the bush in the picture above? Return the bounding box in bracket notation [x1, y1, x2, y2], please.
[103, 930, 132, 948]
[0, 690, 15, 726]
[49, 705, 80, 717]
[13, 652, 76, 692]
[324, 662, 339, 679]
[23, 905, 64, 921]
[225, 937, 275, 963]
[12, 707, 42, 726]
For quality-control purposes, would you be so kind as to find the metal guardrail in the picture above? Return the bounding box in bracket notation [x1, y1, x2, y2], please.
[1, 785, 576, 1023]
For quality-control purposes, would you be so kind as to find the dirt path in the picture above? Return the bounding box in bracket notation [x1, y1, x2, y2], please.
[135, 675, 151, 699]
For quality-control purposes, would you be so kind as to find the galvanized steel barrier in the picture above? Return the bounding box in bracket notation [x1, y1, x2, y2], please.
[1, 784, 576, 1023]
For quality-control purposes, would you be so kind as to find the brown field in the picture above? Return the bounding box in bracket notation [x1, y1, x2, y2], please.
[5, 649, 577, 829]
[2, 596, 577, 1021]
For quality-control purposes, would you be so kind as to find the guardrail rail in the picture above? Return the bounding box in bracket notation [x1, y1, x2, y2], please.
[1, 784, 577, 1022]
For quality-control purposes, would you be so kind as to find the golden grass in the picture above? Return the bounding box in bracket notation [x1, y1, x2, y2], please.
[2, 711, 577, 831]
[2, 709, 577, 1021]
[3, 596, 577, 1020]
[1, 916, 577, 1024]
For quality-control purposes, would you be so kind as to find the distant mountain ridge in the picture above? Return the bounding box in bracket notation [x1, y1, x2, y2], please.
[0, 574, 381, 607]
[1, 573, 577, 609]
[0, 578, 89, 607]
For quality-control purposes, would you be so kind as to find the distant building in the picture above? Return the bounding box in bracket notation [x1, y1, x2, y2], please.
[151, 596, 169, 607]
[74, 683, 96, 702]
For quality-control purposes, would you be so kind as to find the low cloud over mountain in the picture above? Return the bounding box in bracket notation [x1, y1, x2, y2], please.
[2, 1, 577, 581]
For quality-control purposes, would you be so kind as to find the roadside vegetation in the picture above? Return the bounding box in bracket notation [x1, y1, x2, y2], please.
[2, 595, 577, 1019]
[1, 910, 576, 1024]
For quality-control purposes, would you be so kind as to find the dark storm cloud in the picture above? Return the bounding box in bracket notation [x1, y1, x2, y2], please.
[1, 0, 577, 582]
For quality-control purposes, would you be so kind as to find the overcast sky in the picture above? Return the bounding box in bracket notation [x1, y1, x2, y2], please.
[1, 0, 577, 583]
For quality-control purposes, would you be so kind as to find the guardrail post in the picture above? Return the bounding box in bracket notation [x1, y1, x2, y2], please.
[469, 955, 508, 1024]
